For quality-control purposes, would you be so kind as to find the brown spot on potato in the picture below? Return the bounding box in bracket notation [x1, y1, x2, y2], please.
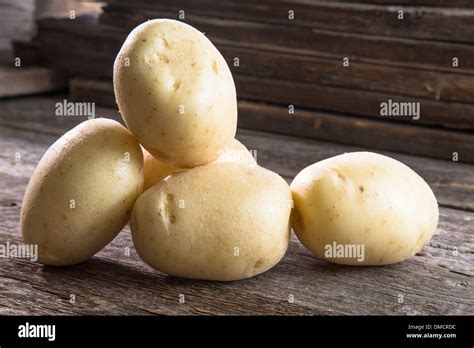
[359, 185, 365, 193]
[161, 38, 170, 48]
[253, 258, 264, 271]
[167, 193, 174, 201]
[172, 80, 181, 91]
[212, 59, 218, 74]
[169, 215, 176, 224]
[332, 169, 345, 181]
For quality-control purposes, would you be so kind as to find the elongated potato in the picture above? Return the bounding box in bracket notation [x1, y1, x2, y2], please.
[114, 19, 237, 168]
[131, 163, 292, 281]
[290, 152, 439, 265]
[21, 119, 143, 266]
[142, 139, 255, 191]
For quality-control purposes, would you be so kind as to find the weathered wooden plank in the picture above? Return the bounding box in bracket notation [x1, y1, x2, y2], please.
[221, 45, 474, 104]
[98, 7, 474, 73]
[70, 74, 474, 131]
[104, 0, 474, 43]
[66, 79, 474, 164]
[31, 16, 474, 104]
[238, 101, 474, 164]
[0, 67, 66, 98]
[0, 49, 13, 66]
[0, 202, 472, 315]
[0, 0, 34, 50]
[0, 123, 472, 315]
[234, 75, 474, 131]
[69, 78, 116, 107]
[347, 0, 474, 7]
[0, 96, 473, 212]
[11, 40, 45, 67]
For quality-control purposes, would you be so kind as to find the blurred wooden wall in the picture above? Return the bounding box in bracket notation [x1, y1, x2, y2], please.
[8, 0, 474, 162]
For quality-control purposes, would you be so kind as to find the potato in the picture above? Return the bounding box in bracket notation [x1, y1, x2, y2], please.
[142, 147, 178, 192]
[214, 139, 256, 165]
[131, 163, 292, 281]
[142, 139, 255, 191]
[290, 152, 439, 265]
[114, 19, 237, 168]
[21, 119, 143, 266]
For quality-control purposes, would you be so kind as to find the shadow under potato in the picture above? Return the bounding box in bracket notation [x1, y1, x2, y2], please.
[38, 245, 401, 288]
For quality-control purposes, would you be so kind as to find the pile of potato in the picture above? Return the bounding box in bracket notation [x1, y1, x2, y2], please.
[21, 19, 439, 281]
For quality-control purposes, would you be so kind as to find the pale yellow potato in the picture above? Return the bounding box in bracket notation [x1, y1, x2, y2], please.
[142, 139, 256, 191]
[21, 119, 144, 266]
[290, 152, 439, 265]
[214, 139, 256, 165]
[131, 163, 292, 281]
[142, 147, 179, 192]
[114, 19, 237, 168]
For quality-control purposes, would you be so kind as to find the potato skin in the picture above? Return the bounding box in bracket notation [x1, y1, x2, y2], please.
[142, 139, 255, 191]
[114, 19, 237, 168]
[142, 146, 179, 192]
[21, 119, 143, 266]
[131, 163, 292, 281]
[290, 152, 439, 265]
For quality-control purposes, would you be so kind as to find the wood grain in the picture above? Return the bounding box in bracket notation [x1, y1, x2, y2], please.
[31, 17, 474, 104]
[343, 0, 474, 7]
[237, 101, 474, 164]
[99, 7, 474, 73]
[0, 67, 66, 98]
[70, 73, 474, 131]
[233, 75, 474, 131]
[0, 0, 34, 50]
[1, 96, 473, 212]
[66, 79, 474, 164]
[104, 0, 474, 43]
[0, 96, 472, 315]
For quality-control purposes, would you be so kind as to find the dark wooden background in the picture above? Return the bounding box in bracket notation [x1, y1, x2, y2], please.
[0, 0, 473, 315]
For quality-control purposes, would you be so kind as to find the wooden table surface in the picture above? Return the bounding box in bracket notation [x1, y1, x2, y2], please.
[0, 96, 472, 315]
